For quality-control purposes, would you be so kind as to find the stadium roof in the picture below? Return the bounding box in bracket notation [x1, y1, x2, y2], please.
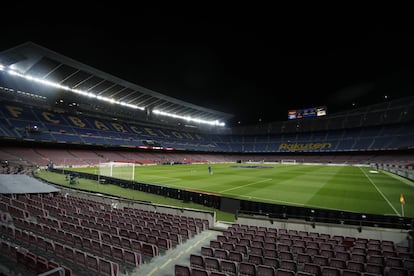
[0, 42, 233, 125]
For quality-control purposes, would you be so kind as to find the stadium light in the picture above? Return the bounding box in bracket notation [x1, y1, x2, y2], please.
[0, 63, 145, 111]
[152, 109, 225, 127]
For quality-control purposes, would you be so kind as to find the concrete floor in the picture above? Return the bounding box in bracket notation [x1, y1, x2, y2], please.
[130, 229, 222, 276]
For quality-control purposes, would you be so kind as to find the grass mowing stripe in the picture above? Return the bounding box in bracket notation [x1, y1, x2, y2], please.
[71, 164, 414, 217]
[219, 178, 273, 193]
[381, 170, 414, 188]
[239, 194, 305, 206]
[359, 167, 400, 216]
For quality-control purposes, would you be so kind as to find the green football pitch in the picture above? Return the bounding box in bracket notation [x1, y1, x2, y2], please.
[73, 163, 414, 218]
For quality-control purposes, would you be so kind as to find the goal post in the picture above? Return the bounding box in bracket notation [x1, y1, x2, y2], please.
[99, 161, 136, 181]
[281, 159, 297, 165]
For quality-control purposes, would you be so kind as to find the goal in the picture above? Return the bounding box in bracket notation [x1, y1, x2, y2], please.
[99, 161, 136, 181]
[280, 159, 297, 165]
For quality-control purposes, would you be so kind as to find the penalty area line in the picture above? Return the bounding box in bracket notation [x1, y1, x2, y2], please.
[359, 167, 400, 216]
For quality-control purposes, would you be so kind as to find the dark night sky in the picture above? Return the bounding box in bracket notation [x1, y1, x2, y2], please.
[1, 7, 413, 126]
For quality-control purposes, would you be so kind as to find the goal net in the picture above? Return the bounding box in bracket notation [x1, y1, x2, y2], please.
[281, 159, 297, 165]
[99, 161, 136, 181]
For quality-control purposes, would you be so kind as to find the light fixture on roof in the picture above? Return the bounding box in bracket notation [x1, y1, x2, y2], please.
[0, 63, 145, 111]
[153, 109, 225, 127]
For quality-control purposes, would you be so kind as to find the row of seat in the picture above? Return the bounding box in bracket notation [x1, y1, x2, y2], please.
[229, 224, 396, 245]
[178, 261, 413, 276]
[188, 252, 414, 276]
[44, 193, 209, 230]
[59, 213, 183, 246]
[0, 238, 72, 276]
[13, 215, 158, 258]
[25, 192, 200, 241]
[1, 223, 119, 275]
[9, 193, 209, 239]
[175, 263, 312, 276]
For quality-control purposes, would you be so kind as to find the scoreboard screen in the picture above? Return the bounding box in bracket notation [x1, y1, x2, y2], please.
[288, 106, 327, 120]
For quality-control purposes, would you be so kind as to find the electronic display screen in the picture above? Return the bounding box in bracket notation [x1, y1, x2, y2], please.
[288, 106, 327, 119]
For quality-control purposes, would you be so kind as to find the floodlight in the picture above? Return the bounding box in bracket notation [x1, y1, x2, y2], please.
[153, 109, 225, 127]
[1, 63, 145, 111]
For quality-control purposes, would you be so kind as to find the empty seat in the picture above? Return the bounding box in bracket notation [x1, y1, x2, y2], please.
[251, 246, 264, 256]
[204, 257, 220, 272]
[279, 260, 297, 272]
[210, 240, 222, 249]
[263, 257, 279, 269]
[335, 251, 350, 261]
[278, 251, 293, 261]
[264, 242, 276, 251]
[296, 272, 314, 276]
[248, 254, 263, 265]
[214, 249, 228, 260]
[367, 255, 384, 265]
[350, 253, 366, 263]
[385, 257, 404, 267]
[99, 259, 118, 276]
[306, 247, 319, 255]
[124, 249, 141, 267]
[320, 249, 335, 259]
[220, 259, 237, 275]
[239, 262, 256, 276]
[346, 261, 364, 272]
[86, 254, 99, 272]
[228, 251, 243, 262]
[297, 253, 312, 264]
[217, 235, 227, 242]
[191, 267, 209, 276]
[201, 246, 214, 257]
[329, 258, 346, 269]
[403, 259, 414, 270]
[351, 247, 365, 255]
[190, 254, 204, 269]
[321, 266, 341, 276]
[303, 263, 321, 275]
[365, 263, 384, 275]
[101, 243, 112, 258]
[175, 264, 191, 276]
[256, 264, 275, 276]
[275, 268, 295, 276]
[383, 250, 397, 258]
[74, 249, 86, 268]
[222, 242, 235, 252]
[35, 255, 49, 275]
[235, 244, 248, 255]
[112, 246, 123, 262]
[209, 272, 227, 276]
[313, 255, 329, 266]
[263, 249, 277, 259]
[142, 243, 158, 257]
[54, 242, 65, 258]
[385, 266, 408, 276]
[341, 269, 362, 276]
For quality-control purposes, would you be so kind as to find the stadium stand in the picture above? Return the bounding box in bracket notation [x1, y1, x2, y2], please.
[1, 42, 414, 275]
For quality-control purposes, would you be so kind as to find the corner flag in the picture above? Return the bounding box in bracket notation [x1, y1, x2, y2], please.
[400, 194, 406, 205]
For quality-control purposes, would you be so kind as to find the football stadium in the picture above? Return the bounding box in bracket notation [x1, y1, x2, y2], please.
[0, 42, 414, 276]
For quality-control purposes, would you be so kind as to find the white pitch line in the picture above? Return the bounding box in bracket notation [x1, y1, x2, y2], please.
[240, 194, 305, 206]
[359, 167, 400, 216]
[219, 178, 273, 193]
